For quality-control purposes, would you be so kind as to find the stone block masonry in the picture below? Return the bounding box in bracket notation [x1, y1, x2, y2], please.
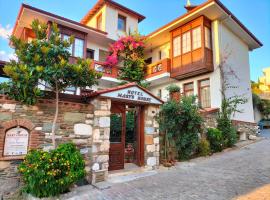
[0, 94, 95, 187]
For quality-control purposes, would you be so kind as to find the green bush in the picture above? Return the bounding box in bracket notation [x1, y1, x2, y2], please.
[206, 128, 224, 152]
[217, 117, 237, 147]
[198, 139, 210, 156]
[166, 84, 180, 93]
[157, 95, 202, 160]
[18, 143, 86, 198]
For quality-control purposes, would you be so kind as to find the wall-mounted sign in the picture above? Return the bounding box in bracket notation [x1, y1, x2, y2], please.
[100, 86, 163, 105]
[4, 127, 29, 156]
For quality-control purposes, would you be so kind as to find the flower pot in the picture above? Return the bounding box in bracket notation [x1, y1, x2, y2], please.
[170, 92, 181, 101]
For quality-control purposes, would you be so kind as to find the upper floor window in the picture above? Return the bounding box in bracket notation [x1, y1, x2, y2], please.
[205, 27, 211, 49]
[86, 49, 95, 59]
[74, 38, 84, 58]
[63, 35, 73, 54]
[118, 15, 126, 32]
[199, 79, 211, 108]
[173, 36, 181, 57]
[97, 14, 102, 30]
[184, 82, 194, 96]
[182, 31, 191, 54]
[192, 27, 201, 50]
[62, 35, 84, 58]
[99, 49, 109, 62]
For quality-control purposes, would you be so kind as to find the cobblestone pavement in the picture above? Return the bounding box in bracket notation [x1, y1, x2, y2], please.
[64, 139, 270, 200]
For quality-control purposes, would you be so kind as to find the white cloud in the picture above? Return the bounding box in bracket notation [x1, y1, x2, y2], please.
[0, 24, 12, 40]
[0, 50, 17, 62]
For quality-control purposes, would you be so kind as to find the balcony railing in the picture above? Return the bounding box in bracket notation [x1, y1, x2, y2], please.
[145, 58, 171, 79]
[91, 61, 119, 79]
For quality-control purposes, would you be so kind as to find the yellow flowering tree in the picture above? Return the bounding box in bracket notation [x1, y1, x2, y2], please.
[1, 19, 101, 148]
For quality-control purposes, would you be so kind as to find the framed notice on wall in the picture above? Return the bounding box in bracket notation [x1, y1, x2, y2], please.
[3, 127, 29, 156]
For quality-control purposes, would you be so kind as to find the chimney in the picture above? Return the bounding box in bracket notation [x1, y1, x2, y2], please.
[184, 0, 197, 12]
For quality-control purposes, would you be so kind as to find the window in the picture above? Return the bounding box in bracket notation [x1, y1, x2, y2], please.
[199, 79, 211, 108]
[157, 89, 162, 98]
[145, 57, 152, 65]
[192, 27, 201, 50]
[99, 49, 109, 62]
[184, 82, 194, 96]
[97, 14, 102, 30]
[182, 31, 191, 54]
[74, 38, 84, 58]
[205, 27, 211, 49]
[118, 15, 126, 32]
[86, 49, 95, 59]
[158, 50, 162, 60]
[173, 36, 181, 57]
[63, 34, 73, 54]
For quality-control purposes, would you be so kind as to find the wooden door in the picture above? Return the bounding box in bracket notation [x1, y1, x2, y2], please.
[109, 104, 125, 171]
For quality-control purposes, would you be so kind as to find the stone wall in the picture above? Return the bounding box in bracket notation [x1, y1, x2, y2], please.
[90, 98, 111, 184]
[144, 105, 160, 169]
[0, 94, 94, 191]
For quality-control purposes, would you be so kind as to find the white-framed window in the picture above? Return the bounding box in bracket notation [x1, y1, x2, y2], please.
[173, 36, 181, 57]
[63, 34, 73, 54]
[205, 27, 211, 49]
[192, 27, 201, 50]
[182, 31, 191, 54]
[199, 79, 211, 108]
[74, 38, 84, 58]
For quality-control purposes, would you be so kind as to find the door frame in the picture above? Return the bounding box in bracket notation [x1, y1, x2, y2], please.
[109, 101, 145, 170]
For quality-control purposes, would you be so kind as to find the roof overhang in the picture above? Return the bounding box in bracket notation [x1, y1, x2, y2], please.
[12, 4, 115, 46]
[81, 0, 145, 24]
[147, 0, 262, 51]
[87, 82, 163, 105]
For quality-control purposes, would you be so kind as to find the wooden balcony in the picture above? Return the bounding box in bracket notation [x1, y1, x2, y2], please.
[145, 58, 171, 79]
[91, 61, 119, 79]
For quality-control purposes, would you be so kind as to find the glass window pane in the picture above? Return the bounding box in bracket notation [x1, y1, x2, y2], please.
[205, 27, 211, 49]
[182, 31, 191, 54]
[184, 82, 194, 96]
[192, 27, 201, 50]
[118, 15, 126, 31]
[74, 38, 84, 58]
[173, 36, 181, 57]
[63, 35, 73, 55]
[110, 113, 122, 143]
[199, 79, 211, 108]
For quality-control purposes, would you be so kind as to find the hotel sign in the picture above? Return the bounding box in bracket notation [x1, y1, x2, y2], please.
[4, 127, 29, 156]
[100, 86, 163, 105]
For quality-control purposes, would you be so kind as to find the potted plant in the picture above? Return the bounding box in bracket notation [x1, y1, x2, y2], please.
[166, 84, 181, 101]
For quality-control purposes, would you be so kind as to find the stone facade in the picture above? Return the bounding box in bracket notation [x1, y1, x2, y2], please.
[144, 105, 160, 169]
[0, 94, 94, 188]
[90, 98, 111, 184]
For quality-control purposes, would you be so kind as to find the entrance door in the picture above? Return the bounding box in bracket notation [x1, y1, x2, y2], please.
[109, 104, 125, 171]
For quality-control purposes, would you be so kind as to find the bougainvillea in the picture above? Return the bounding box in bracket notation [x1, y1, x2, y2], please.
[105, 34, 148, 87]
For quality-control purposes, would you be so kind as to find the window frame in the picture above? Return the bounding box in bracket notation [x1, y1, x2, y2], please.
[173, 36, 181, 57]
[96, 13, 103, 31]
[74, 38, 84, 58]
[117, 14, 127, 32]
[198, 78, 211, 108]
[182, 31, 191, 54]
[192, 26, 202, 50]
[183, 82, 194, 96]
[205, 26, 212, 49]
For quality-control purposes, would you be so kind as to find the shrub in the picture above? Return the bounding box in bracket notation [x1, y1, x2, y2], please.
[157, 95, 202, 160]
[217, 117, 237, 147]
[206, 128, 224, 152]
[18, 143, 86, 198]
[166, 84, 180, 93]
[198, 139, 210, 156]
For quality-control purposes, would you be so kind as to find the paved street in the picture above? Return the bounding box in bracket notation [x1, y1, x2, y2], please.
[63, 136, 270, 200]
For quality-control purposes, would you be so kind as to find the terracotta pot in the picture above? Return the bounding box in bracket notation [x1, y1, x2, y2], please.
[170, 92, 181, 101]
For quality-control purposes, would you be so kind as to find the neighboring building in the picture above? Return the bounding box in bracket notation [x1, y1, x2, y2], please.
[0, 0, 262, 183]
[258, 67, 270, 99]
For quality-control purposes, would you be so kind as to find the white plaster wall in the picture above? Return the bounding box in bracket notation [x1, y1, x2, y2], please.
[219, 22, 254, 122]
[145, 42, 170, 63]
[105, 6, 138, 40]
[86, 40, 108, 61]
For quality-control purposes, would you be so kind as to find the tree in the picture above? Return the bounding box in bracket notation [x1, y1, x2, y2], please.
[1, 19, 102, 148]
[105, 33, 148, 87]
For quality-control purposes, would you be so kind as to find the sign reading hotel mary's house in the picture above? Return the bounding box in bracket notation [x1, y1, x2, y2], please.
[4, 127, 29, 156]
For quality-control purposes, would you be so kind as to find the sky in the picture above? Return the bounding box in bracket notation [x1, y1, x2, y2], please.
[0, 0, 269, 81]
